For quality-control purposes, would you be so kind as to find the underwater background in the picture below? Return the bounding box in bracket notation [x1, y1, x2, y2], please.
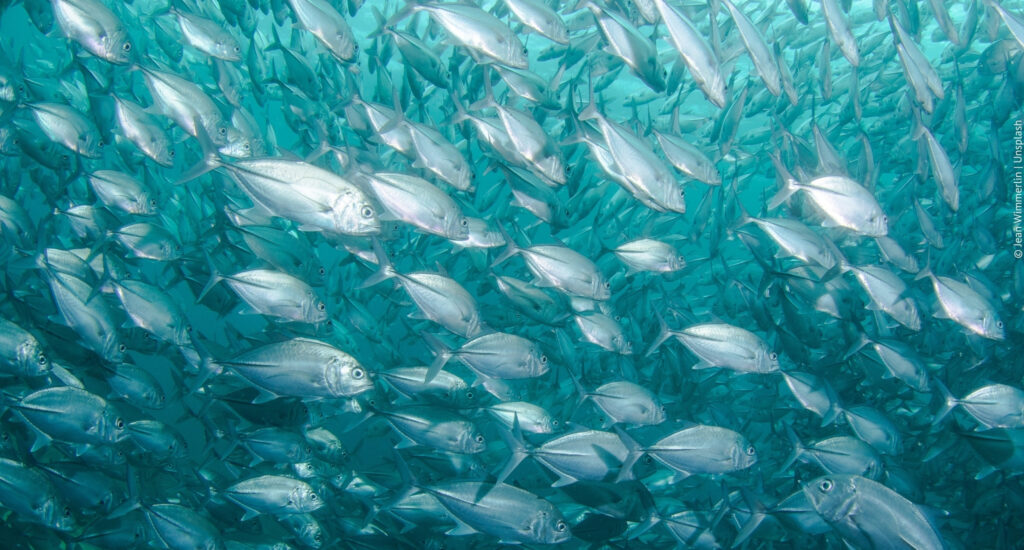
[0, 0, 1023, 547]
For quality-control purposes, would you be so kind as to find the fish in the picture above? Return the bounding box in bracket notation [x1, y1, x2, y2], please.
[770, 174, 889, 237]
[51, 0, 132, 64]
[649, 317, 780, 374]
[212, 338, 373, 401]
[422, 482, 571, 544]
[223, 475, 323, 519]
[0, 458, 75, 531]
[617, 424, 758, 479]
[0, 0, 1017, 547]
[803, 475, 943, 549]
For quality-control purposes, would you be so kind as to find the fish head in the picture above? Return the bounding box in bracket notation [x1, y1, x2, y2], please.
[760, 349, 781, 373]
[649, 401, 667, 425]
[16, 339, 49, 377]
[864, 211, 888, 237]
[446, 214, 471, 242]
[507, 41, 530, 70]
[981, 314, 1005, 341]
[219, 128, 253, 158]
[0, 70, 22, 104]
[643, 59, 668, 94]
[75, 129, 102, 158]
[893, 299, 922, 331]
[802, 475, 858, 523]
[661, 182, 687, 214]
[335, 197, 381, 236]
[142, 384, 168, 410]
[612, 335, 633, 355]
[41, 496, 76, 532]
[667, 253, 687, 272]
[324, 356, 374, 397]
[732, 438, 758, 469]
[528, 508, 572, 544]
[708, 73, 728, 109]
[526, 349, 550, 377]
[100, 29, 133, 65]
[130, 192, 158, 216]
[173, 322, 193, 349]
[451, 385, 481, 409]
[452, 163, 474, 192]
[101, 407, 127, 444]
[332, 31, 358, 62]
[305, 296, 328, 323]
[214, 39, 242, 62]
[458, 428, 487, 454]
[102, 337, 127, 364]
[294, 484, 324, 513]
[593, 277, 612, 301]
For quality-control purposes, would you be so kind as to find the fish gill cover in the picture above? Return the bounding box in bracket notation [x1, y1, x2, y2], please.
[0, 0, 1021, 547]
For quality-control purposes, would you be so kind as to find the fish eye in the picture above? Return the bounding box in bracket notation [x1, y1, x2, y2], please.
[123, 42, 131, 52]
[118, 344, 127, 353]
[317, 302, 326, 311]
[818, 479, 833, 492]
[603, 282, 610, 289]
[522, 47, 528, 55]
[539, 355, 547, 364]
[997, 321, 1004, 329]
[474, 434, 485, 443]
[551, 419, 559, 426]
[465, 391, 474, 399]
[556, 521, 567, 532]
[149, 199, 157, 207]
[63, 506, 71, 517]
[309, 493, 317, 500]
[361, 206, 374, 218]
[318, 267, 326, 275]
[769, 352, 778, 361]
[351, 368, 365, 379]
[186, 325, 193, 332]
[37, 353, 47, 365]
[461, 219, 468, 226]
[234, 45, 240, 52]
[115, 418, 125, 429]
[746, 445, 756, 455]
[168, 150, 175, 158]
[219, 127, 227, 136]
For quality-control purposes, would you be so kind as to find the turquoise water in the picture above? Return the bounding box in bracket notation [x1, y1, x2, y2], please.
[0, 0, 1022, 547]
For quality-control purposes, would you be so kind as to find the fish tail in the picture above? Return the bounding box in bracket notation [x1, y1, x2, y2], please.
[766, 152, 799, 209]
[777, 424, 806, 474]
[730, 488, 768, 548]
[422, 333, 453, 383]
[613, 425, 642, 483]
[932, 378, 959, 426]
[568, 367, 589, 405]
[913, 247, 935, 282]
[490, 223, 521, 267]
[177, 118, 223, 185]
[495, 413, 529, 483]
[196, 252, 225, 303]
[468, 66, 498, 111]
[644, 310, 674, 357]
[359, 247, 395, 292]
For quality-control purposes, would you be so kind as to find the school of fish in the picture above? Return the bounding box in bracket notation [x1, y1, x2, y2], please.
[0, 0, 1022, 547]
